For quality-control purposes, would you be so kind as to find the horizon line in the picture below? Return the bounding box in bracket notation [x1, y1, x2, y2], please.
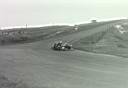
[1, 17, 127, 30]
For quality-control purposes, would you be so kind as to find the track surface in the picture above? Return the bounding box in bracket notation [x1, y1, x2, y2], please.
[1, 20, 128, 88]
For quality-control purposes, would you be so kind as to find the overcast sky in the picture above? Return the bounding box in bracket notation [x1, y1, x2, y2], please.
[1, 0, 128, 27]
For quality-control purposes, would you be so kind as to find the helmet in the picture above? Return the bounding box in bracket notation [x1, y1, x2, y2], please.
[59, 41, 62, 43]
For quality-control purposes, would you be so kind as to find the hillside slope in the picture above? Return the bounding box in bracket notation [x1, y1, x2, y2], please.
[0, 20, 121, 45]
[1, 19, 128, 88]
[73, 20, 128, 57]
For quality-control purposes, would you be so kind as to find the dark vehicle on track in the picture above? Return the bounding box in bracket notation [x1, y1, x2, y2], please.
[51, 41, 73, 51]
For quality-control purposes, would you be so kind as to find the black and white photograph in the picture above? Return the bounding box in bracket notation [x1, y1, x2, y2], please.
[0, 0, 128, 88]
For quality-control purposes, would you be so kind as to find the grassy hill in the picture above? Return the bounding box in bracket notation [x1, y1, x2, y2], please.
[0, 25, 73, 45]
[0, 20, 120, 45]
[73, 21, 128, 57]
[1, 19, 128, 88]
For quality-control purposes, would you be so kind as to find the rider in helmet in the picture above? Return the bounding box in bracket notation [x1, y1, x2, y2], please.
[53, 42, 57, 49]
[57, 41, 63, 47]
